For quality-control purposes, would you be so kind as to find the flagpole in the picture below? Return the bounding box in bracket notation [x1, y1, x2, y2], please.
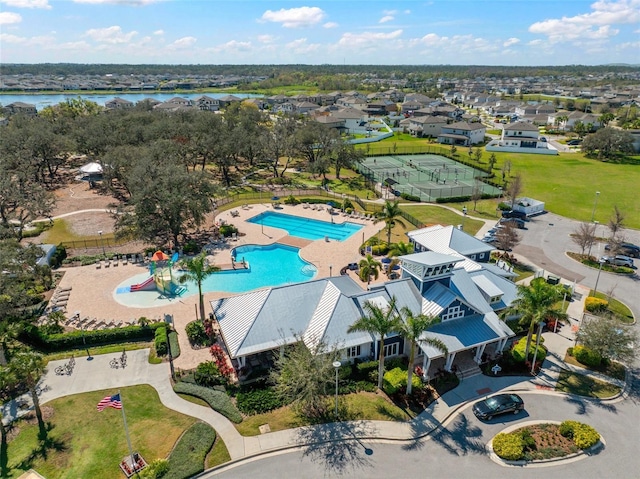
[118, 389, 136, 473]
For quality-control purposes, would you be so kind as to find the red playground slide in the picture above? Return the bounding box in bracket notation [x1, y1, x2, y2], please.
[129, 276, 155, 292]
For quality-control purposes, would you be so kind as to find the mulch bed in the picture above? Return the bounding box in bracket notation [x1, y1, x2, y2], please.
[513, 423, 579, 460]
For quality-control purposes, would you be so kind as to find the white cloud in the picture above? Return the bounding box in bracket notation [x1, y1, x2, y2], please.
[0, 32, 54, 45]
[410, 33, 500, 55]
[338, 29, 403, 47]
[379, 15, 394, 23]
[0, 0, 50, 9]
[529, 0, 639, 43]
[323, 22, 338, 28]
[0, 33, 25, 43]
[84, 26, 138, 44]
[260, 6, 326, 28]
[503, 37, 520, 47]
[73, 0, 161, 5]
[170, 36, 197, 48]
[153, 29, 164, 35]
[404, 10, 411, 14]
[285, 37, 320, 54]
[0, 11, 22, 24]
[257, 34, 275, 44]
[383, 10, 397, 15]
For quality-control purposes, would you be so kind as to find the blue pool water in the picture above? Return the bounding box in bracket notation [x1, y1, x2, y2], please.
[248, 211, 363, 241]
[114, 243, 317, 307]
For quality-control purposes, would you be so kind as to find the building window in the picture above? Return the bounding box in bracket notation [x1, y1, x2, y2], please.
[442, 305, 464, 321]
[346, 345, 361, 358]
[383, 342, 398, 357]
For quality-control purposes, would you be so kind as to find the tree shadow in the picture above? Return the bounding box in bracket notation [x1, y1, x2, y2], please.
[426, 414, 487, 456]
[563, 394, 618, 415]
[15, 423, 66, 471]
[296, 411, 376, 477]
[401, 410, 440, 451]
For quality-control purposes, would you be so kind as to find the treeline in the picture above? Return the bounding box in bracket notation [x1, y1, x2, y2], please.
[3, 63, 639, 81]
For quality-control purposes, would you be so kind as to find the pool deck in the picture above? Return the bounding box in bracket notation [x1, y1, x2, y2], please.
[55, 203, 383, 369]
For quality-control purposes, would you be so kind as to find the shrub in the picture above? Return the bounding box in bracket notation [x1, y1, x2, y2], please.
[559, 420, 580, 438]
[50, 244, 67, 268]
[585, 296, 608, 313]
[492, 432, 524, 461]
[20, 321, 165, 352]
[173, 382, 242, 423]
[284, 195, 300, 205]
[383, 367, 421, 395]
[400, 192, 421, 202]
[567, 347, 574, 357]
[573, 345, 602, 367]
[511, 336, 546, 363]
[164, 422, 216, 479]
[185, 320, 208, 347]
[167, 330, 180, 358]
[219, 224, 238, 237]
[356, 360, 378, 380]
[140, 459, 169, 479]
[436, 195, 471, 204]
[342, 198, 354, 210]
[210, 344, 234, 379]
[385, 356, 407, 371]
[236, 388, 284, 415]
[194, 361, 225, 388]
[155, 325, 168, 356]
[182, 241, 200, 255]
[573, 424, 600, 449]
[519, 428, 536, 450]
[371, 244, 390, 255]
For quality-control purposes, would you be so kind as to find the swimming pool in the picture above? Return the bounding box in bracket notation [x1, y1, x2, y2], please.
[248, 211, 363, 241]
[114, 243, 317, 307]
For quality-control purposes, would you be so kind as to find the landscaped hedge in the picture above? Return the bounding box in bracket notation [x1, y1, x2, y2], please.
[572, 345, 602, 367]
[492, 432, 524, 460]
[185, 320, 208, 347]
[559, 420, 600, 449]
[400, 192, 421, 202]
[236, 387, 284, 415]
[164, 422, 216, 479]
[168, 330, 180, 358]
[21, 322, 165, 352]
[173, 381, 243, 423]
[585, 296, 608, 313]
[511, 335, 546, 363]
[383, 367, 420, 395]
[155, 325, 168, 356]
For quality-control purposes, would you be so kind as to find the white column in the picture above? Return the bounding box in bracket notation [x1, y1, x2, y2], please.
[422, 356, 432, 381]
[238, 356, 245, 367]
[474, 344, 487, 364]
[444, 352, 456, 371]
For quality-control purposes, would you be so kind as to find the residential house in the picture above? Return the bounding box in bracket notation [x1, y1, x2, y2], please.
[5, 102, 37, 117]
[294, 101, 320, 115]
[105, 97, 134, 110]
[336, 96, 368, 110]
[548, 110, 601, 131]
[194, 95, 220, 111]
[485, 121, 558, 155]
[437, 121, 486, 146]
[407, 116, 448, 138]
[218, 94, 242, 108]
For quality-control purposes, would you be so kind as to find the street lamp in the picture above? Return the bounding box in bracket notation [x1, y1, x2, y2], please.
[98, 230, 105, 256]
[462, 205, 467, 230]
[329, 264, 333, 277]
[82, 325, 93, 361]
[333, 361, 341, 418]
[590, 191, 600, 222]
[593, 258, 605, 297]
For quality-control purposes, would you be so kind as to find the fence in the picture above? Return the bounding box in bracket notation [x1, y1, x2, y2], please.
[59, 237, 139, 252]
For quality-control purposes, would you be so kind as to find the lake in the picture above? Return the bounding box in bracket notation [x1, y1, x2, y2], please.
[0, 92, 263, 111]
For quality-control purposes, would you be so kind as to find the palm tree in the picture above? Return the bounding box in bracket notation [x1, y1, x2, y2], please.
[510, 278, 566, 361]
[397, 308, 448, 395]
[11, 350, 46, 437]
[358, 254, 382, 285]
[379, 200, 406, 245]
[386, 241, 413, 277]
[348, 296, 401, 389]
[179, 252, 220, 321]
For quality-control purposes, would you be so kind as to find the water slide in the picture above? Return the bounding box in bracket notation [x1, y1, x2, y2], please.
[129, 276, 155, 292]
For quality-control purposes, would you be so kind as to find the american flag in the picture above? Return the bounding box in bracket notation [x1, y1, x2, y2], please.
[97, 393, 122, 411]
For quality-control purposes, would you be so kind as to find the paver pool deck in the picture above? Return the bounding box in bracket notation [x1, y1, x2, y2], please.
[55, 203, 383, 369]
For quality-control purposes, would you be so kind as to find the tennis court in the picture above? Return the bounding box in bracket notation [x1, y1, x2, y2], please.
[358, 154, 501, 201]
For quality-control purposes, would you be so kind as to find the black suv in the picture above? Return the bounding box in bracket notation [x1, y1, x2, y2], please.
[501, 210, 527, 221]
[605, 242, 640, 258]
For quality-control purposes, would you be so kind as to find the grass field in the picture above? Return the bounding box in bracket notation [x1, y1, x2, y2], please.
[7, 385, 198, 479]
[401, 204, 484, 236]
[555, 370, 621, 398]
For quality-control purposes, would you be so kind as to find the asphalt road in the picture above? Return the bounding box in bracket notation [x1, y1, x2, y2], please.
[207, 375, 640, 479]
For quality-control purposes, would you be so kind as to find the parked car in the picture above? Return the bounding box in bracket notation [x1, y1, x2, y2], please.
[567, 139, 582, 146]
[473, 394, 524, 420]
[501, 210, 528, 220]
[472, 393, 524, 420]
[482, 234, 497, 244]
[499, 217, 526, 229]
[600, 255, 634, 268]
[604, 242, 640, 258]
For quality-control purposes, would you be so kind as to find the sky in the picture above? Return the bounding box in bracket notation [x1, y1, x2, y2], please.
[1, 0, 639, 65]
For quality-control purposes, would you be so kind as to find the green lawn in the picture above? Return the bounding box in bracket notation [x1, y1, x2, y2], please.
[401, 204, 484, 236]
[555, 370, 621, 398]
[587, 290, 634, 324]
[6, 385, 198, 479]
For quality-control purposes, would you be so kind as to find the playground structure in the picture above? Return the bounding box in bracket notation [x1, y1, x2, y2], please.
[129, 251, 186, 296]
[358, 153, 502, 202]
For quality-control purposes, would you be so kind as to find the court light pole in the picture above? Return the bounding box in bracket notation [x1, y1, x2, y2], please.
[590, 191, 600, 222]
[329, 264, 332, 277]
[98, 230, 105, 256]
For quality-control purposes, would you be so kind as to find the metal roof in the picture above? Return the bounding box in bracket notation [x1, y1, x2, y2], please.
[471, 274, 504, 298]
[421, 282, 457, 317]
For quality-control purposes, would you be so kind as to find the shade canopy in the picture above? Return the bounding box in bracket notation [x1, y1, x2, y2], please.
[151, 250, 169, 262]
[79, 162, 103, 174]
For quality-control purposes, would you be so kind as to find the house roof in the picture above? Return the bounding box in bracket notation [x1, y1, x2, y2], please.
[443, 121, 485, 131]
[504, 121, 539, 131]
